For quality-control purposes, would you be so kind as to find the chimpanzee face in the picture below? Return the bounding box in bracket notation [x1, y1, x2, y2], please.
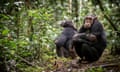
[84, 18, 93, 29]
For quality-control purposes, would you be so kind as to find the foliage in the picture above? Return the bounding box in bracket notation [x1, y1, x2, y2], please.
[0, 0, 120, 71]
[91, 0, 120, 54]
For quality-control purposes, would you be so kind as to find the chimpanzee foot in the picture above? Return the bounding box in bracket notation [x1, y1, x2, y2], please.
[77, 59, 90, 64]
[81, 60, 89, 64]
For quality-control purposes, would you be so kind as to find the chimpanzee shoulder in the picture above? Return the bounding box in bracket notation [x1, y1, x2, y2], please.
[91, 20, 103, 31]
[62, 27, 77, 37]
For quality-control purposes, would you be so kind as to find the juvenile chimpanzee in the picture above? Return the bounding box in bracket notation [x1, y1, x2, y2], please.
[72, 14, 107, 63]
[55, 20, 77, 58]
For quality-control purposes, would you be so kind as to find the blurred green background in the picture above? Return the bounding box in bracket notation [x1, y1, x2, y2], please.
[0, 0, 120, 72]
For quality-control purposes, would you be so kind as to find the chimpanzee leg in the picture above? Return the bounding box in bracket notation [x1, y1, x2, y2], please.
[62, 47, 70, 57]
[55, 35, 68, 57]
[56, 46, 68, 57]
[81, 43, 99, 62]
[56, 46, 62, 57]
[56, 43, 70, 57]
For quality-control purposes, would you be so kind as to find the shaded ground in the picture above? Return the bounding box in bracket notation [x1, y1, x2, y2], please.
[51, 49, 120, 72]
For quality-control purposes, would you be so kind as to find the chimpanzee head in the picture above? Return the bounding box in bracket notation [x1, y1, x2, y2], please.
[83, 14, 97, 29]
[60, 20, 74, 28]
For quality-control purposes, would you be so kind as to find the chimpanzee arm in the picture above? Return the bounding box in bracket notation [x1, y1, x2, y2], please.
[90, 22, 103, 39]
[79, 25, 87, 33]
[91, 22, 107, 47]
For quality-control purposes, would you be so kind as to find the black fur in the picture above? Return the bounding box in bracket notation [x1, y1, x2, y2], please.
[72, 17, 107, 62]
[55, 20, 77, 57]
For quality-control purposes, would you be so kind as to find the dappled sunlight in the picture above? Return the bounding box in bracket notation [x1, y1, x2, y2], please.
[0, 0, 120, 72]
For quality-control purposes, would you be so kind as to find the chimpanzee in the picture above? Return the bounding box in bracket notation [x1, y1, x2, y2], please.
[55, 20, 77, 58]
[72, 14, 107, 63]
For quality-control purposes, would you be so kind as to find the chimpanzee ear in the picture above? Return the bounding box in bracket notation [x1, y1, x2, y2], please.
[93, 16, 97, 21]
[92, 17, 97, 24]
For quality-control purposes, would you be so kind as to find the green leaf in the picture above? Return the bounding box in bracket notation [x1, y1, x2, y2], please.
[2, 29, 9, 35]
[11, 50, 15, 55]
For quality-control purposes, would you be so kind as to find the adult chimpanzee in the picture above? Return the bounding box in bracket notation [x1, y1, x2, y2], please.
[72, 14, 107, 63]
[55, 20, 77, 58]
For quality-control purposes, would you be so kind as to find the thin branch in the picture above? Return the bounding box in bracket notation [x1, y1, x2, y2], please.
[97, 0, 118, 31]
[16, 55, 35, 67]
[92, 63, 119, 68]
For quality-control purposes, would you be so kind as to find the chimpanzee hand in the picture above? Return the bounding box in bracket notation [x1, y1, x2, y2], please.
[88, 34, 97, 41]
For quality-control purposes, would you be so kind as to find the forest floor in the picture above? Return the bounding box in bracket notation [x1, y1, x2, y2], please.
[51, 49, 120, 72]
